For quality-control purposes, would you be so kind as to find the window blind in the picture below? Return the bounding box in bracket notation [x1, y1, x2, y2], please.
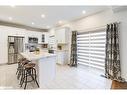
[77, 30, 106, 70]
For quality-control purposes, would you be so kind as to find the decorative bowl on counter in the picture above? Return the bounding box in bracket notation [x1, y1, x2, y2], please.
[35, 48, 40, 54]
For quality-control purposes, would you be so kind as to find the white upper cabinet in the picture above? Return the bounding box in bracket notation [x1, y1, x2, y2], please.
[44, 33, 49, 44]
[55, 27, 69, 44]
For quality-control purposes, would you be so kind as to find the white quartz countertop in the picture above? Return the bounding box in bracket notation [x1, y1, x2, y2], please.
[20, 51, 56, 61]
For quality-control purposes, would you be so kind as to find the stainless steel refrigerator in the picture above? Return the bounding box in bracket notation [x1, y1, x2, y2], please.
[8, 36, 24, 64]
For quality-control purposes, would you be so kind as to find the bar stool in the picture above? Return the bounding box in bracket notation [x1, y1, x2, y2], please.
[16, 58, 27, 80]
[19, 59, 31, 84]
[20, 63, 39, 89]
[16, 58, 26, 75]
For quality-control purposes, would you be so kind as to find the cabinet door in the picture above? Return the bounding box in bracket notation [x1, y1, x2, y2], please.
[56, 28, 64, 43]
[37, 32, 43, 43]
[57, 51, 68, 65]
[56, 30, 61, 43]
[60, 29, 66, 43]
[24, 31, 29, 43]
[57, 52, 65, 64]
[55, 28, 69, 44]
[44, 33, 49, 43]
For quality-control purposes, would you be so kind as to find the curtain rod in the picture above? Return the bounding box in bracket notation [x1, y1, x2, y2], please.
[76, 22, 121, 32]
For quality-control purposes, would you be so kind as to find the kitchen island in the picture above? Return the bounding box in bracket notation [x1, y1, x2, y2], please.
[20, 51, 57, 88]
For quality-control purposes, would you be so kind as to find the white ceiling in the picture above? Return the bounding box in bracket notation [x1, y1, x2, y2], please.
[0, 6, 109, 29]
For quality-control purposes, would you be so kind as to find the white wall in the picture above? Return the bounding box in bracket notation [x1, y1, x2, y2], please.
[54, 8, 127, 80]
[0, 25, 47, 64]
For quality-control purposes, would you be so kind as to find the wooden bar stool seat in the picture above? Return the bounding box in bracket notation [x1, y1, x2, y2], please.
[22, 60, 31, 65]
[18, 58, 27, 63]
[24, 63, 35, 69]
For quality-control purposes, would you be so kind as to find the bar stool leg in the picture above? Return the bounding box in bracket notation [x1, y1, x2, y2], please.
[17, 67, 22, 80]
[20, 69, 25, 87]
[28, 68, 39, 88]
[16, 70, 18, 75]
[16, 63, 20, 75]
[24, 70, 28, 89]
[19, 68, 24, 85]
[33, 68, 39, 87]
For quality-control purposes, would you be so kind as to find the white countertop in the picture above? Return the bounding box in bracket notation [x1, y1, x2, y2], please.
[20, 51, 56, 61]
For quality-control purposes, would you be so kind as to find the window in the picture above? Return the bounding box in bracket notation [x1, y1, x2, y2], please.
[77, 30, 106, 70]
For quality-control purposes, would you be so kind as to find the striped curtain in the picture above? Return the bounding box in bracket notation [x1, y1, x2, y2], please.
[105, 23, 124, 82]
[69, 31, 77, 67]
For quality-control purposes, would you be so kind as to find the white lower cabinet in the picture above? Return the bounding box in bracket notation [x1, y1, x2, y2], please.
[57, 51, 68, 65]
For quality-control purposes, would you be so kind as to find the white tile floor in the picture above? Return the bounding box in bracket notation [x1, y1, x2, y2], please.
[0, 64, 112, 89]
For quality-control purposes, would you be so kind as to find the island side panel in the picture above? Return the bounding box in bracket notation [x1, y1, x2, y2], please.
[38, 56, 56, 87]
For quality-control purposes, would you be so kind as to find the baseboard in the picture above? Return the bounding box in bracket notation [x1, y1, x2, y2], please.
[0, 63, 8, 66]
[100, 74, 107, 78]
[56, 63, 68, 66]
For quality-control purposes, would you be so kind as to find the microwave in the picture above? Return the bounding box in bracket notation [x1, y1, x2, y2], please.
[28, 37, 38, 44]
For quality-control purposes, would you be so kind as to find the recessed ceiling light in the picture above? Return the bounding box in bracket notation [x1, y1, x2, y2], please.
[10, 5, 16, 8]
[41, 14, 45, 18]
[58, 20, 62, 24]
[46, 26, 50, 29]
[8, 17, 12, 21]
[32, 22, 34, 25]
[82, 10, 86, 14]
